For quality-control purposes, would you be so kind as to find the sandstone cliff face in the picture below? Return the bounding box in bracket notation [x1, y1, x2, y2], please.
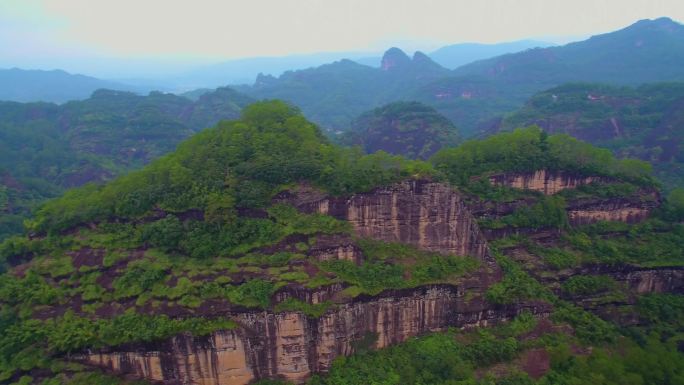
[75, 178, 676, 385]
[488, 170, 606, 195]
[566, 195, 658, 226]
[79, 181, 507, 385]
[280, 180, 489, 260]
[307, 234, 363, 264]
[79, 286, 551, 385]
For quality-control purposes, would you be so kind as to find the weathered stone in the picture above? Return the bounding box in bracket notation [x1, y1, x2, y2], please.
[280, 180, 489, 260]
[487, 170, 606, 195]
[77, 286, 550, 385]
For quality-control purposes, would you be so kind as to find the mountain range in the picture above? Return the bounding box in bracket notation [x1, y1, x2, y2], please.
[0, 68, 140, 104]
[239, 17, 684, 135]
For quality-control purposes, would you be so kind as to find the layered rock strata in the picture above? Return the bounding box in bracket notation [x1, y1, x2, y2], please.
[78, 286, 550, 385]
[278, 180, 489, 260]
[487, 170, 607, 195]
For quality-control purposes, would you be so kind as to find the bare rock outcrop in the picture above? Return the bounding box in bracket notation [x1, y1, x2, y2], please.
[567, 194, 658, 225]
[278, 180, 489, 260]
[78, 286, 550, 385]
[488, 170, 607, 195]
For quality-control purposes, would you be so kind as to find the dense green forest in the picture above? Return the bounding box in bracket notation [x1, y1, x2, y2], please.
[496, 82, 684, 190]
[0, 101, 683, 384]
[0, 87, 253, 241]
[431, 126, 655, 188]
[340, 101, 460, 159]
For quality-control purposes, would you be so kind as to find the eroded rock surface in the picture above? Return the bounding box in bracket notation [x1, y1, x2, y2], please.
[78, 286, 550, 385]
[279, 180, 489, 259]
[488, 170, 607, 195]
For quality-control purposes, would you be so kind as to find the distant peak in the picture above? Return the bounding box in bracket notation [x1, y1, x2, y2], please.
[627, 16, 683, 32]
[381, 47, 411, 71]
[412, 51, 431, 62]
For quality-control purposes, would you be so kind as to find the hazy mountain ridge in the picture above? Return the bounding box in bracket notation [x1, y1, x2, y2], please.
[238, 18, 684, 136]
[241, 48, 451, 131]
[429, 39, 555, 69]
[0, 68, 142, 103]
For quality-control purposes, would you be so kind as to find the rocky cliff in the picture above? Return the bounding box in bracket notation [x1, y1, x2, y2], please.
[76, 180, 506, 384]
[566, 195, 658, 225]
[73, 178, 677, 384]
[279, 180, 489, 260]
[78, 286, 550, 385]
[488, 170, 607, 195]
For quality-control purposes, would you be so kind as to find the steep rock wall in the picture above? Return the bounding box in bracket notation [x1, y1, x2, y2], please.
[566, 195, 658, 226]
[78, 286, 550, 385]
[488, 170, 607, 195]
[279, 180, 488, 260]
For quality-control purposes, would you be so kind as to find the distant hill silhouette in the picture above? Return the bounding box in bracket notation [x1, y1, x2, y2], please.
[429, 40, 554, 69]
[0, 68, 139, 103]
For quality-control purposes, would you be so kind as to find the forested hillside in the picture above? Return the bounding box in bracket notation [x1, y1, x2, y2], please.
[239, 48, 449, 132]
[494, 82, 684, 190]
[340, 101, 460, 159]
[1, 102, 683, 384]
[0, 87, 253, 240]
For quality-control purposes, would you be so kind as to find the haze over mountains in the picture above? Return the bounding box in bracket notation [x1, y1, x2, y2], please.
[2, 16, 684, 241]
[3, 4, 684, 384]
[0, 40, 555, 103]
[239, 17, 684, 135]
[0, 87, 253, 239]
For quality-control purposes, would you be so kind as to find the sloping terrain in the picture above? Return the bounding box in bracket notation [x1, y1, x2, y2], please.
[237, 18, 684, 136]
[341, 101, 460, 159]
[0, 87, 253, 240]
[0, 69, 138, 103]
[1, 103, 682, 385]
[492, 82, 684, 189]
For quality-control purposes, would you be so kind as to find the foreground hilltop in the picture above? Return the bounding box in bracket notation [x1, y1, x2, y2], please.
[1, 101, 683, 385]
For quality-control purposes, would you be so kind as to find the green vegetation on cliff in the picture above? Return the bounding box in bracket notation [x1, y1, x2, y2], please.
[26, 101, 431, 235]
[0, 101, 471, 382]
[431, 126, 654, 187]
[498, 82, 684, 190]
[0, 100, 682, 384]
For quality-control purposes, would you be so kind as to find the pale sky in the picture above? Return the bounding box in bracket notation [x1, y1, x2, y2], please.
[1, 0, 683, 69]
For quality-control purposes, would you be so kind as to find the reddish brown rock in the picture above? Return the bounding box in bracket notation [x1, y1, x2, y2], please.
[77, 286, 551, 385]
[488, 170, 607, 195]
[307, 234, 363, 264]
[566, 193, 659, 226]
[520, 348, 551, 379]
[279, 180, 489, 260]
